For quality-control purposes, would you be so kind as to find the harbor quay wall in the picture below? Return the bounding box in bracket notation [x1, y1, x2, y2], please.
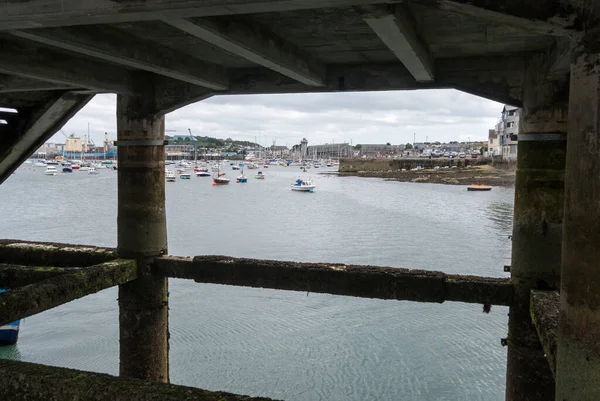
[339, 157, 488, 173]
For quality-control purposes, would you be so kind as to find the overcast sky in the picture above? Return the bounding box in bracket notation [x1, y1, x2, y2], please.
[57, 90, 503, 147]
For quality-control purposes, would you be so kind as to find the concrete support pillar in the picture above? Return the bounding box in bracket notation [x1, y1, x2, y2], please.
[505, 55, 567, 401]
[556, 42, 600, 400]
[117, 90, 169, 382]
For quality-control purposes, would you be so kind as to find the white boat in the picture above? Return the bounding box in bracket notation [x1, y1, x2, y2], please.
[88, 167, 99, 175]
[44, 166, 57, 176]
[246, 163, 258, 169]
[196, 171, 211, 177]
[232, 165, 241, 170]
[34, 160, 47, 168]
[180, 173, 191, 180]
[166, 171, 177, 182]
[255, 171, 265, 180]
[291, 178, 315, 192]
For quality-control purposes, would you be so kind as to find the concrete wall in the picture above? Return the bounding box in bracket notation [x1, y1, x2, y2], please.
[339, 157, 487, 172]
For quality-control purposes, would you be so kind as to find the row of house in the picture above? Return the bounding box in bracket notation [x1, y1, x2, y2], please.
[489, 105, 520, 160]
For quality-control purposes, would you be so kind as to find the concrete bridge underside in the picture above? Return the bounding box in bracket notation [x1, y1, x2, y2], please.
[0, 1, 599, 401]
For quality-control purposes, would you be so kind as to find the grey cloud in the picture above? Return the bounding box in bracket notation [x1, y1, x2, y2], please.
[56, 89, 503, 147]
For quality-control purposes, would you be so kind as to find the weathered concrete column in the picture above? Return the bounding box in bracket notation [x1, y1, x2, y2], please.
[556, 37, 600, 400]
[505, 55, 567, 401]
[117, 88, 169, 382]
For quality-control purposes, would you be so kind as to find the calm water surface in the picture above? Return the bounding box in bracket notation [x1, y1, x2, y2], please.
[0, 164, 514, 401]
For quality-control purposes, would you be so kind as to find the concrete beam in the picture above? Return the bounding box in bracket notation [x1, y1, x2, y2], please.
[530, 290, 559, 378]
[164, 17, 325, 86]
[0, 0, 403, 30]
[358, 5, 434, 82]
[545, 37, 572, 80]
[0, 92, 94, 185]
[154, 255, 514, 305]
[0, 259, 137, 327]
[11, 26, 229, 90]
[0, 360, 275, 401]
[0, 239, 118, 267]
[154, 77, 213, 115]
[0, 74, 76, 93]
[437, 0, 575, 37]
[0, 38, 133, 94]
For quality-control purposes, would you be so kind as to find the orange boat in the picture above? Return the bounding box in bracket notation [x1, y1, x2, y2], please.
[467, 184, 492, 191]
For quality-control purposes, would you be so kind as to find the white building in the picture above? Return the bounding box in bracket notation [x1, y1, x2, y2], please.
[496, 105, 520, 160]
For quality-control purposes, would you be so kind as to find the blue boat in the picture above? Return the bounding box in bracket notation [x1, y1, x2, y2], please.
[62, 167, 73, 173]
[0, 289, 20, 345]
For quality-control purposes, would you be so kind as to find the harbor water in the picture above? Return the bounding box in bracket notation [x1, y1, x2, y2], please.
[0, 164, 514, 400]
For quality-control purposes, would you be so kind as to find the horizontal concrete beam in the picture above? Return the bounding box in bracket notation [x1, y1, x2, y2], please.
[0, 264, 81, 288]
[0, 38, 133, 93]
[0, 74, 76, 93]
[358, 5, 434, 82]
[11, 26, 229, 90]
[0, 93, 94, 185]
[0, 259, 136, 326]
[0, 359, 275, 401]
[0, 0, 403, 30]
[531, 290, 559, 378]
[164, 17, 325, 86]
[154, 77, 214, 115]
[0, 239, 118, 267]
[154, 255, 514, 305]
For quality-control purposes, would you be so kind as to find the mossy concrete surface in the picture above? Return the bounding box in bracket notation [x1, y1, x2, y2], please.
[0, 359, 275, 401]
[0, 258, 136, 326]
[154, 255, 513, 306]
[530, 290, 559, 377]
[0, 239, 117, 267]
[0, 264, 80, 287]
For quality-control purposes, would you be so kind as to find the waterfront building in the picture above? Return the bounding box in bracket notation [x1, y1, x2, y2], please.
[488, 129, 500, 156]
[496, 105, 520, 160]
[306, 143, 353, 159]
[358, 143, 404, 157]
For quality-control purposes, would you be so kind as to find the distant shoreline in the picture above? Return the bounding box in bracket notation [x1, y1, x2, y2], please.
[323, 165, 516, 187]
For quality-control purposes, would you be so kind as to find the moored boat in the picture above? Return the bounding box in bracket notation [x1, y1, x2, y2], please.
[180, 173, 191, 180]
[291, 178, 315, 192]
[255, 171, 265, 179]
[62, 166, 73, 173]
[88, 167, 99, 175]
[0, 290, 19, 345]
[44, 166, 57, 175]
[196, 171, 211, 177]
[166, 170, 177, 182]
[467, 184, 492, 191]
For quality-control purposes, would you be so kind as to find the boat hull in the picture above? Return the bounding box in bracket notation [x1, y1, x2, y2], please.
[213, 178, 230, 184]
[291, 186, 315, 192]
[0, 290, 19, 345]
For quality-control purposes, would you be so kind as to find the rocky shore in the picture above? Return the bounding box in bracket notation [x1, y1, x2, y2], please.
[331, 165, 515, 187]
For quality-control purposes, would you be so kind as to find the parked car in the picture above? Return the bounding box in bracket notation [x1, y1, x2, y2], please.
[420, 152, 432, 158]
[443, 152, 450, 157]
[458, 152, 466, 158]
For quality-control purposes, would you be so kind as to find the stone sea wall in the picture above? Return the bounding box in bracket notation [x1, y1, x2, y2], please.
[339, 157, 488, 173]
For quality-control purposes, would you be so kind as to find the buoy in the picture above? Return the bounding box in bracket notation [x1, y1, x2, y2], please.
[309, 189, 314, 193]
[236, 180, 239, 183]
[212, 182, 216, 186]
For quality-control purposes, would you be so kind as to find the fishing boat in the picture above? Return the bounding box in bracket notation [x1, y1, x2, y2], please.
[255, 171, 265, 180]
[166, 170, 177, 182]
[196, 171, 211, 177]
[44, 166, 58, 176]
[291, 178, 315, 192]
[467, 184, 492, 191]
[180, 173, 191, 180]
[0, 290, 19, 345]
[88, 167, 99, 175]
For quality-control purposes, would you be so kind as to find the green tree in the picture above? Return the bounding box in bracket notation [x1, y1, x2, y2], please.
[355, 144, 362, 150]
[405, 143, 413, 150]
[386, 142, 391, 146]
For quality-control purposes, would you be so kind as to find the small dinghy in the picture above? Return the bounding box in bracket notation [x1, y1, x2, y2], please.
[467, 184, 492, 191]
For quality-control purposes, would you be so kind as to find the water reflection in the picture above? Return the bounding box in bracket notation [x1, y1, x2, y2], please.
[484, 202, 514, 235]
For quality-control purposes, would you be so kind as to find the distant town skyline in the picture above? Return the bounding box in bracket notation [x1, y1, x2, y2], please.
[53, 90, 505, 147]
